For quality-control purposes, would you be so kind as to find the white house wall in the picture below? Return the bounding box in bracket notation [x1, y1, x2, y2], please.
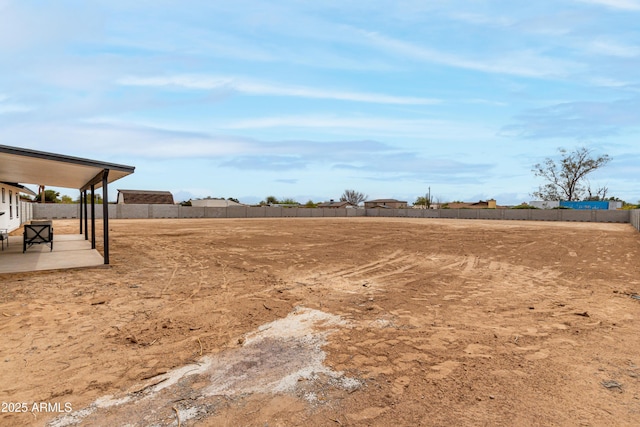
[0, 183, 32, 232]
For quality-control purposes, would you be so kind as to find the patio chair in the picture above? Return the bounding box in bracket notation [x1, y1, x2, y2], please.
[23, 223, 54, 253]
[0, 228, 7, 251]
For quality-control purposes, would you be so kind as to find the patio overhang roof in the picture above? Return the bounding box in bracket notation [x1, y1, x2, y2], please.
[0, 145, 136, 267]
[0, 145, 135, 190]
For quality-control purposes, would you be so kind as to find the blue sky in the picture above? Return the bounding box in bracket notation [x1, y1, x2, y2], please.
[1, 0, 639, 205]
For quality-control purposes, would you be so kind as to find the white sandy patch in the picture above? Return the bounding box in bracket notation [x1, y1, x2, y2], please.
[48, 306, 361, 427]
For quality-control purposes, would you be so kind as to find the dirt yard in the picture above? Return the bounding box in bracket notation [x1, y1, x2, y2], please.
[1, 217, 639, 426]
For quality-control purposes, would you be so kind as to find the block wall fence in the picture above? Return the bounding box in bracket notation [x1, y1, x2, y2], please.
[631, 209, 640, 232]
[32, 204, 640, 230]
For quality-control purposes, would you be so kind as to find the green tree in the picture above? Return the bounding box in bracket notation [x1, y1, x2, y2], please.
[74, 194, 104, 204]
[60, 195, 74, 204]
[34, 190, 60, 203]
[414, 196, 428, 208]
[532, 147, 611, 201]
[304, 200, 317, 208]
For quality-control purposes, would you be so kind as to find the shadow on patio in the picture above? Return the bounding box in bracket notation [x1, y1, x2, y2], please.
[0, 233, 105, 274]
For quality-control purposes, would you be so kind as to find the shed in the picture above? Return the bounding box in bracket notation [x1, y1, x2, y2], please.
[117, 190, 174, 205]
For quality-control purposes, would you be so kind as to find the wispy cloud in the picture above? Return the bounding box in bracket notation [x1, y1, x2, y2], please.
[334, 152, 494, 185]
[587, 39, 640, 57]
[1, 121, 252, 159]
[221, 156, 308, 171]
[575, 0, 640, 11]
[118, 75, 439, 105]
[588, 77, 635, 88]
[449, 12, 514, 28]
[1, 118, 401, 169]
[0, 94, 33, 114]
[358, 30, 582, 79]
[0, 96, 32, 114]
[0, 1, 100, 52]
[502, 97, 640, 139]
[0, 104, 32, 114]
[218, 138, 398, 171]
[221, 114, 498, 141]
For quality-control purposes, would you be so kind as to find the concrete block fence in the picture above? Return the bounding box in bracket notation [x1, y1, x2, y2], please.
[31, 204, 639, 229]
[631, 209, 640, 232]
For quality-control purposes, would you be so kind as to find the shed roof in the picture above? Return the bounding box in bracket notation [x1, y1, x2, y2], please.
[0, 145, 135, 190]
[118, 189, 174, 204]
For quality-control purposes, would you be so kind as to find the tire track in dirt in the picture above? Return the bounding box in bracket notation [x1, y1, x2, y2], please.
[297, 250, 424, 293]
[318, 248, 599, 419]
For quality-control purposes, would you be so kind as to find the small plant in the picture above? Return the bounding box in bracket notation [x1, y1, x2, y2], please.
[280, 198, 299, 205]
[511, 204, 539, 209]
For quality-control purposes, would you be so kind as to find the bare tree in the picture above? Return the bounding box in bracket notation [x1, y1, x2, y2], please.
[340, 189, 367, 205]
[585, 182, 609, 201]
[532, 147, 611, 201]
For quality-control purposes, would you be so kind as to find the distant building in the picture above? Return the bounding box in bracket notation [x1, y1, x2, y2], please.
[528, 200, 560, 209]
[412, 203, 442, 209]
[117, 190, 174, 205]
[445, 199, 500, 209]
[190, 198, 245, 208]
[317, 200, 356, 208]
[364, 199, 408, 209]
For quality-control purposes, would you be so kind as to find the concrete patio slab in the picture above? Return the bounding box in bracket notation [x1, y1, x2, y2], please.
[0, 234, 105, 274]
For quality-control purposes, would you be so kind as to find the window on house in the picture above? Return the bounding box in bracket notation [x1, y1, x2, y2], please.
[9, 190, 13, 219]
[1, 187, 4, 203]
[16, 193, 19, 218]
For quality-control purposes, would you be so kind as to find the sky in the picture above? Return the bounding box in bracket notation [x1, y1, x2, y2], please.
[1, 0, 639, 205]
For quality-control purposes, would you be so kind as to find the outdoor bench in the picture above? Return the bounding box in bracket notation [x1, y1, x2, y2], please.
[23, 221, 54, 253]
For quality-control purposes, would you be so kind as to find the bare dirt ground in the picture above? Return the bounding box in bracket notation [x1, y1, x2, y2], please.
[1, 217, 640, 426]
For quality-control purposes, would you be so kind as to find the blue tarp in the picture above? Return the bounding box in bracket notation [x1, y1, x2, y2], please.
[559, 201, 609, 210]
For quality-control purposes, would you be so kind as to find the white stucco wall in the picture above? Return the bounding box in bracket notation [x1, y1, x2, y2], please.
[0, 183, 29, 232]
